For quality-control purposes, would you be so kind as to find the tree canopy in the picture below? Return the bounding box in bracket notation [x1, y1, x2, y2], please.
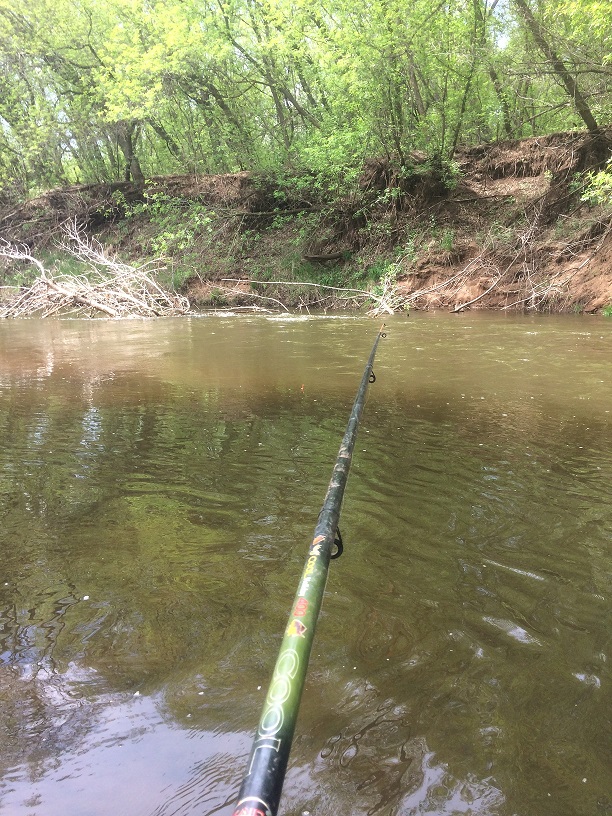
[0, 0, 610, 197]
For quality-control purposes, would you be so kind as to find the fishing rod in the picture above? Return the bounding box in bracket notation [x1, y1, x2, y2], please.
[232, 324, 386, 816]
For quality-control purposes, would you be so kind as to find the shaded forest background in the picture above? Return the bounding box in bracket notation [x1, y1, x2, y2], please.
[1, 0, 610, 194]
[0, 0, 611, 312]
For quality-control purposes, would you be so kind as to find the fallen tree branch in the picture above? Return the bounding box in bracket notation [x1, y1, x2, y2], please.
[0, 224, 190, 318]
[218, 276, 394, 315]
[220, 278, 372, 297]
[502, 211, 612, 310]
[217, 283, 291, 313]
[453, 275, 503, 312]
[302, 252, 345, 261]
[42, 276, 119, 317]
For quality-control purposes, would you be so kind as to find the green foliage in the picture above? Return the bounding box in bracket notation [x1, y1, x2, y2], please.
[116, 188, 215, 257]
[369, 260, 400, 297]
[0, 0, 608, 197]
[440, 229, 455, 252]
[360, 259, 394, 286]
[0, 262, 37, 288]
[484, 220, 516, 248]
[1, 249, 92, 287]
[602, 304, 612, 317]
[209, 288, 229, 307]
[425, 157, 462, 191]
[581, 161, 612, 206]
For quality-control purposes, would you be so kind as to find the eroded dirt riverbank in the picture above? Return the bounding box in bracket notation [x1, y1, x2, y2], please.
[1, 128, 611, 313]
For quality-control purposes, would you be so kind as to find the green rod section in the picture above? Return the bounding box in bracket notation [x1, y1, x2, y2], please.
[231, 324, 386, 816]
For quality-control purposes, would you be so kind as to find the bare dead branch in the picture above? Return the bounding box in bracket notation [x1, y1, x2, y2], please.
[0, 223, 190, 318]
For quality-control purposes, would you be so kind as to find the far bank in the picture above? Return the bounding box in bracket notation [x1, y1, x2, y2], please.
[1, 128, 611, 316]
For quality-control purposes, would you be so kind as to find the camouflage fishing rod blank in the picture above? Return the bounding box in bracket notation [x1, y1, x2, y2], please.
[232, 324, 386, 816]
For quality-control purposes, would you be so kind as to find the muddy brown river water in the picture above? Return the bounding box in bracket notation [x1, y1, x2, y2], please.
[0, 314, 610, 816]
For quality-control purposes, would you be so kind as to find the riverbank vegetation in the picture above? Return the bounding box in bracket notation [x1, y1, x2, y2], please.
[0, 0, 611, 314]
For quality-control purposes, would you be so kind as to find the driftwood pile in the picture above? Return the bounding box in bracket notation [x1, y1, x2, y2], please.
[0, 223, 189, 318]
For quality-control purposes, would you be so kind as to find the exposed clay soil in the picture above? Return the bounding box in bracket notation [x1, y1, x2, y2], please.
[1, 128, 611, 313]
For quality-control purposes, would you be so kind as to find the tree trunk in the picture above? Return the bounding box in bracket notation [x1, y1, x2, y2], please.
[471, 0, 513, 137]
[512, 0, 598, 132]
[488, 65, 514, 138]
[116, 120, 145, 183]
[146, 118, 181, 159]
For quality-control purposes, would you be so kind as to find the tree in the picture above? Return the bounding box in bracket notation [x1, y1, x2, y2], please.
[512, 0, 598, 132]
[0, 0, 609, 198]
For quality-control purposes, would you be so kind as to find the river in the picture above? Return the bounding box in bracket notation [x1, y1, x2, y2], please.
[0, 314, 610, 816]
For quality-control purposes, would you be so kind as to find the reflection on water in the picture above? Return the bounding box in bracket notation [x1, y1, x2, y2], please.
[0, 668, 247, 816]
[0, 314, 611, 816]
